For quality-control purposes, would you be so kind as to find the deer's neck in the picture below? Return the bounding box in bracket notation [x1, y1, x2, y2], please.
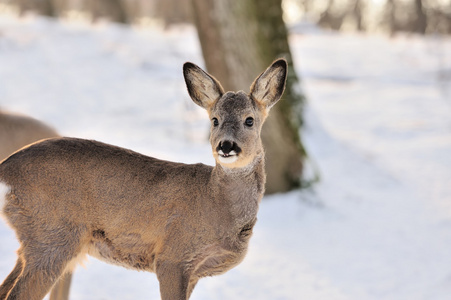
[211, 153, 266, 212]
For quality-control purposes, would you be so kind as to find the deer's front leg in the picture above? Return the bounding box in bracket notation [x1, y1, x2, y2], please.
[0, 257, 24, 300]
[156, 261, 191, 300]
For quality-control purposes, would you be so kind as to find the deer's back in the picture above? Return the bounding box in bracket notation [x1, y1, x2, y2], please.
[0, 138, 214, 226]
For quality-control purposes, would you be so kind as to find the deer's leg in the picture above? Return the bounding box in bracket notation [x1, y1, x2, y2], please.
[5, 244, 79, 300]
[4, 218, 85, 300]
[48, 272, 72, 300]
[0, 257, 24, 300]
[156, 261, 192, 300]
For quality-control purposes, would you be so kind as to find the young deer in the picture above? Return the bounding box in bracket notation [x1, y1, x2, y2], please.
[0, 59, 287, 300]
[0, 110, 73, 300]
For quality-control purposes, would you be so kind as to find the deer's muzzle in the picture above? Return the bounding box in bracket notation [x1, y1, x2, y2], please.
[216, 141, 242, 164]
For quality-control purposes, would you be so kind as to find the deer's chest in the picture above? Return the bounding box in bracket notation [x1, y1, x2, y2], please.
[188, 217, 257, 278]
[188, 242, 246, 278]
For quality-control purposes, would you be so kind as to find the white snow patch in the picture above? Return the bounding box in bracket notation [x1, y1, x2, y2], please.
[0, 182, 10, 214]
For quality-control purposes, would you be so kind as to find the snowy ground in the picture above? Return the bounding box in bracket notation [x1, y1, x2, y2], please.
[0, 15, 451, 300]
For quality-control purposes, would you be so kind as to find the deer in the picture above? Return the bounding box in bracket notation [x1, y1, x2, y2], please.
[0, 58, 287, 300]
[0, 111, 59, 161]
[0, 110, 73, 300]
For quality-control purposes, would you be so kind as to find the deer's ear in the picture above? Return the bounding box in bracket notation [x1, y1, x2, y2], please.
[183, 62, 224, 110]
[250, 59, 288, 110]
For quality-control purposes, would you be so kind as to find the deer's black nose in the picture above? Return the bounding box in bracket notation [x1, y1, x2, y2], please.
[221, 141, 234, 154]
[217, 141, 241, 155]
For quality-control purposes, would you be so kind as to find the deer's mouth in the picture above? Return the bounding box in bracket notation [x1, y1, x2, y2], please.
[217, 149, 239, 164]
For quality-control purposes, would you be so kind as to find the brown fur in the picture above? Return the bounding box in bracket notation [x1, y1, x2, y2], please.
[0, 59, 287, 300]
[0, 111, 59, 162]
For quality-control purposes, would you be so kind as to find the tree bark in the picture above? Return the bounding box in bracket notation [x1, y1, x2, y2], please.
[191, 0, 305, 194]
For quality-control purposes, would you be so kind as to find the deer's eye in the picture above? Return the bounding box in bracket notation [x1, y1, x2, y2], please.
[245, 117, 254, 127]
[212, 118, 219, 127]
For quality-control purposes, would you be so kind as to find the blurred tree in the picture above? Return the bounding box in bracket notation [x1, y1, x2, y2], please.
[16, 0, 55, 16]
[412, 0, 427, 34]
[191, 0, 306, 194]
[385, 0, 398, 35]
[428, 4, 451, 34]
[90, 0, 127, 23]
[300, 0, 312, 14]
[318, 0, 346, 31]
[352, 0, 365, 31]
[119, 0, 145, 24]
[5, 0, 451, 36]
[385, 0, 429, 35]
[156, 0, 192, 27]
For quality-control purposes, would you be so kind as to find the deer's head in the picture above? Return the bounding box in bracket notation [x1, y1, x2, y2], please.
[183, 59, 287, 169]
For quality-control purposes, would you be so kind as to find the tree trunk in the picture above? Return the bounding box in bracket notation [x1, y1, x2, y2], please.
[89, 0, 127, 23]
[352, 0, 365, 31]
[191, 0, 305, 194]
[413, 0, 427, 34]
[385, 0, 398, 35]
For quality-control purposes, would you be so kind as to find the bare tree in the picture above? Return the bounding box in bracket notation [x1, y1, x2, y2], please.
[89, 0, 127, 23]
[413, 0, 427, 34]
[352, 0, 365, 31]
[191, 0, 305, 194]
[318, 0, 348, 31]
[16, 0, 55, 17]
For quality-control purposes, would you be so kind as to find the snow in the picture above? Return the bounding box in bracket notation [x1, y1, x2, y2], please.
[1, 14, 451, 300]
[0, 182, 10, 214]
